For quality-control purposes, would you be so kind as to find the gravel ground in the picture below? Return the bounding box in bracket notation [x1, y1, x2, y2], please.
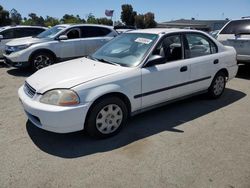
[0, 62, 250, 188]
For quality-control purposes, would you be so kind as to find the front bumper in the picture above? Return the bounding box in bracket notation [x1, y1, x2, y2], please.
[3, 56, 30, 68]
[18, 86, 89, 133]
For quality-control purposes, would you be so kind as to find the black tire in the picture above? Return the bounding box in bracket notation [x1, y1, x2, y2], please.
[85, 97, 128, 139]
[30, 52, 55, 71]
[207, 71, 226, 99]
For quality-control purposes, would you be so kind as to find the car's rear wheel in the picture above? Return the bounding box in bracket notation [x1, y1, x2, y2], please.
[31, 52, 55, 71]
[208, 72, 226, 99]
[85, 97, 128, 138]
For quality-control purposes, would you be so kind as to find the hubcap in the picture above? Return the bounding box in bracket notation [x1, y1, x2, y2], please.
[96, 104, 123, 134]
[34, 55, 53, 70]
[213, 76, 225, 96]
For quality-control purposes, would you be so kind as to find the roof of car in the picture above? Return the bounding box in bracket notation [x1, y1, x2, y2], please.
[57, 24, 114, 30]
[128, 28, 201, 35]
[0, 25, 46, 29]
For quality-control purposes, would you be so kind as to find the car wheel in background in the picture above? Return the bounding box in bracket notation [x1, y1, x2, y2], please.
[208, 71, 226, 99]
[85, 97, 128, 139]
[31, 52, 55, 71]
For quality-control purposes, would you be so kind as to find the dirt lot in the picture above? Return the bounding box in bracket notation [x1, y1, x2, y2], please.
[0, 62, 250, 188]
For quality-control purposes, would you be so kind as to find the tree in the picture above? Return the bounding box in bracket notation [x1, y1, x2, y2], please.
[0, 5, 11, 26]
[120, 4, 137, 26]
[10, 8, 22, 25]
[61, 14, 83, 24]
[86, 13, 98, 24]
[22, 13, 45, 26]
[97, 17, 113, 26]
[144, 12, 157, 28]
[135, 14, 145, 29]
[44, 16, 60, 27]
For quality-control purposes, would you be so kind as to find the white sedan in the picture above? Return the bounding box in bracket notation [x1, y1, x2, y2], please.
[18, 28, 238, 138]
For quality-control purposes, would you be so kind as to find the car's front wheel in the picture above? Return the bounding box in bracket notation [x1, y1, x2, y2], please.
[208, 71, 226, 99]
[85, 97, 128, 138]
[31, 52, 55, 71]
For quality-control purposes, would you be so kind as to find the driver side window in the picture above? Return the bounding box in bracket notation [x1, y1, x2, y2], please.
[153, 35, 183, 63]
[66, 28, 80, 39]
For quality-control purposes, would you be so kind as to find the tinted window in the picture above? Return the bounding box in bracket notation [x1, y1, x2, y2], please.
[0, 29, 14, 39]
[66, 28, 80, 39]
[81, 26, 111, 38]
[220, 20, 250, 34]
[25, 28, 45, 36]
[153, 35, 183, 62]
[185, 34, 217, 58]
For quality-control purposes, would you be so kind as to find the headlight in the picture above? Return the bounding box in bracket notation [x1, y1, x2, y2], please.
[6, 44, 31, 53]
[40, 89, 80, 106]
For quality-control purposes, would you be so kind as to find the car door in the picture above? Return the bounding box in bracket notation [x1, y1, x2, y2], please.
[141, 34, 192, 108]
[79, 26, 113, 56]
[0, 29, 14, 58]
[56, 27, 82, 59]
[184, 33, 219, 92]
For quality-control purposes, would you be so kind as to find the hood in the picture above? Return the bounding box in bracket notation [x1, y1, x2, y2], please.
[26, 58, 127, 94]
[6, 36, 50, 46]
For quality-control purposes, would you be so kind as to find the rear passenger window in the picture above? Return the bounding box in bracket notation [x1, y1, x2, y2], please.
[185, 34, 217, 58]
[81, 27, 111, 38]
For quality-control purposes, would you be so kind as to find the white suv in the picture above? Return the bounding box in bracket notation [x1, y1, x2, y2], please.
[217, 18, 250, 63]
[0, 25, 46, 59]
[3, 24, 118, 70]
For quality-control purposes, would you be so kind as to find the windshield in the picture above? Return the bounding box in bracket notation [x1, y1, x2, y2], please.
[91, 33, 158, 67]
[36, 25, 66, 38]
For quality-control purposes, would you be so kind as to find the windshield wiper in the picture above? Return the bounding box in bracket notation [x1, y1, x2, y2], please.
[88, 56, 121, 66]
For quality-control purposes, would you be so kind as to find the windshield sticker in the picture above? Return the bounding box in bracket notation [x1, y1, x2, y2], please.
[135, 38, 152, 44]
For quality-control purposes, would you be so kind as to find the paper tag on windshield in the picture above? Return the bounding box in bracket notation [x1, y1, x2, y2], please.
[135, 38, 152, 44]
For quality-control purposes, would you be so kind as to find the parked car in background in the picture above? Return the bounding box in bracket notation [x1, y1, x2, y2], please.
[4, 24, 118, 70]
[217, 18, 250, 63]
[209, 30, 219, 38]
[18, 29, 238, 138]
[0, 25, 46, 59]
[114, 25, 136, 34]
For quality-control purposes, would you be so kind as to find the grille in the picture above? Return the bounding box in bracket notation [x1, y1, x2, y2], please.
[24, 81, 36, 98]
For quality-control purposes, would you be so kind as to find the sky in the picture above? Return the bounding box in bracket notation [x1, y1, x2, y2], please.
[0, 0, 249, 22]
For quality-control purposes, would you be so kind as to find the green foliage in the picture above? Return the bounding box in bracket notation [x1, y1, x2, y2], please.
[0, 5, 11, 26]
[0, 4, 156, 28]
[61, 14, 85, 24]
[144, 12, 157, 28]
[10, 8, 22, 25]
[121, 4, 137, 26]
[86, 13, 98, 24]
[135, 14, 145, 29]
[96, 17, 113, 26]
[44, 16, 60, 27]
[22, 13, 45, 26]
[134, 12, 157, 29]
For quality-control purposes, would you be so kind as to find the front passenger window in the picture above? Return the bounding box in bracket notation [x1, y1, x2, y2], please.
[153, 35, 183, 62]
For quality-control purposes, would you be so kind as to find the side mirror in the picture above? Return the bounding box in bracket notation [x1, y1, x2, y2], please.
[58, 35, 68, 41]
[0, 35, 3, 42]
[144, 55, 165, 67]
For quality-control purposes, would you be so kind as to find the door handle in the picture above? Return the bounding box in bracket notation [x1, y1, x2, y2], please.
[214, 59, 219, 64]
[180, 66, 188, 72]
